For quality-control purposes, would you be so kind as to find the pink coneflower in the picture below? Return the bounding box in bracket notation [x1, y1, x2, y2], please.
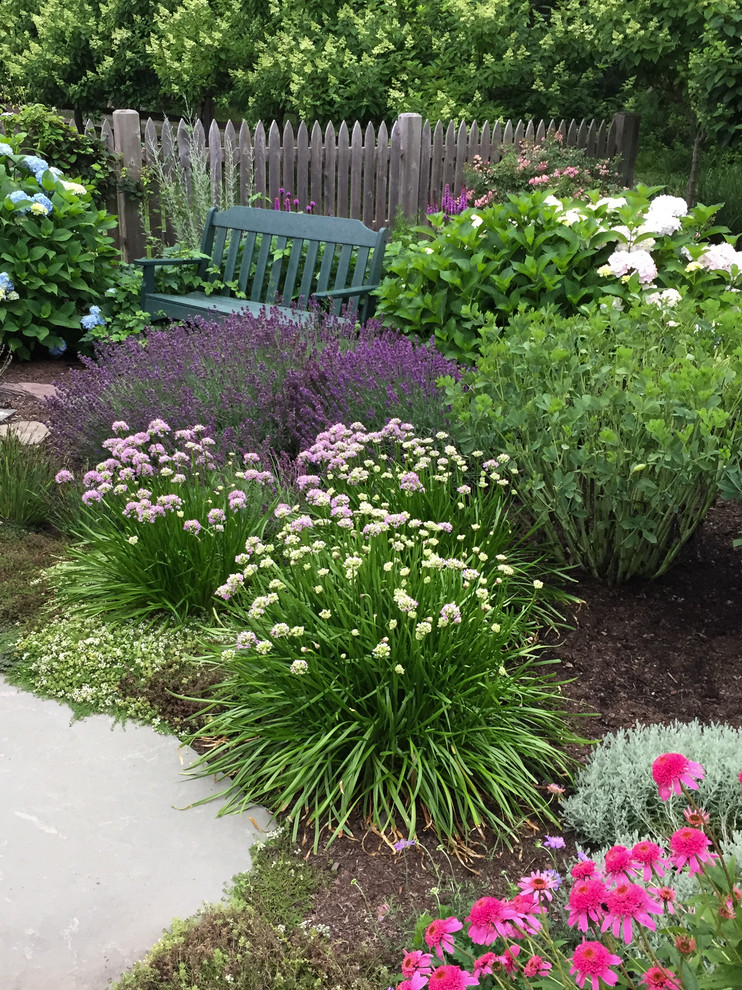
[401, 951, 433, 978]
[601, 882, 663, 943]
[524, 954, 552, 977]
[652, 886, 677, 915]
[509, 893, 545, 935]
[396, 973, 428, 990]
[569, 941, 622, 990]
[603, 845, 639, 884]
[518, 870, 560, 902]
[472, 952, 497, 979]
[566, 878, 609, 932]
[683, 806, 710, 827]
[427, 965, 479, 990]
[738, 770, 742, 794]
[641, 966, 682, 989]
[498, 946, 521, 976]
[675, 934, 696, 954]
[425, 918, 463, 960]
[571, 859, 600, 881]
[465, 897, 517, 945]
[652, 753, 705, 801]
[631, 840, 670, 881]
[669, 827, 718, 876]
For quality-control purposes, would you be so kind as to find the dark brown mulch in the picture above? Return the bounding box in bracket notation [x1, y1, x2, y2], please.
[0, 356, 83, 423]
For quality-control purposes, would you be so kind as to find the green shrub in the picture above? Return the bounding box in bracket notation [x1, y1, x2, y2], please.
[445, 300, 742, 584]
[0, 133, 118, 357]
[51, 420, 277, 625]
[8, 612, 201, 726]
[186, 421, 579, 849]
[375, 187, 731, 362]
[562, 721, 742, 848]
[464, 132, 622, 205]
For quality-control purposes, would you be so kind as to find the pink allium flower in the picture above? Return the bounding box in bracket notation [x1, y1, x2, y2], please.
[425, 917, 463, 960]
[55, 469, 74, 484]
[566, 878, 609, 932]
[569, 941, 622, 990]
[604, 845, 639, 884]
[652, 886, 677, 915]
[669, 827, 718, 876]
[465, 897, 517, 944]
[571, 859, 600, 881]
[427, 965, 479, 990]
[652, 753, 705, 801]
[472, 952, 497, 979]
[683, 807, 710, 827]
[601, 882, 663, 943]
[518, 870, 560, 902]
[631, 840, 670, 881]
[402, 951, 433, 978]
[524, 954, 552, 977]
[641, 966, 682, 989]
[397, 973, 428, 990]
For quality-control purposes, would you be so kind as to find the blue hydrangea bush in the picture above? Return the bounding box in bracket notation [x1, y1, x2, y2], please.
[0, 133, 118, 358]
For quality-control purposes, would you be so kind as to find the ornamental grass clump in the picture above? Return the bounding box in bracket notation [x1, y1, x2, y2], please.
[46, 310, 458, 466]
[187, 420, 579, 849]
[52, 419, 276, 624]
[444, 299, 742, 583]
[395, 755, 742, 990]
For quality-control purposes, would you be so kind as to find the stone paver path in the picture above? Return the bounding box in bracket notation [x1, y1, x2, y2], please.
[1, 680, 271, 990]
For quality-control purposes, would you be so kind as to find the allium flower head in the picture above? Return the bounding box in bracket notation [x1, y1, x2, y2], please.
[601, 881, 663, 943]
[465, 896, 517, 944]
[669, 827, 718, 876]
[652, 752, 705, 801]
[424, 917, 463, 960]
[55, 469, 74, 484]
[569, 941, 622, 990]
[428, 965, 479, 990]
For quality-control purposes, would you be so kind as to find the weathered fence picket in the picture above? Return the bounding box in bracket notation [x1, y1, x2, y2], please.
[82, 109, 640, 259]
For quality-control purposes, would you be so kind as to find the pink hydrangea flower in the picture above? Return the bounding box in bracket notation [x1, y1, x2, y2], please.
[669, 827, 718, 876]
[566, 878, 609, 932]
[465, 897, 517, 944]
[569, 941, 622, 990]
[631, 840, 670, 881]
[604, 845, 639, 884]
[600, 882, 663, 943]
[427, 965, 479, 990]
[651, 753, 705, 801]
[425, 917, 463, 960]
[518, 870, 560, 902]
[401, 951, 433, 979]
[641, 966, 682, 989]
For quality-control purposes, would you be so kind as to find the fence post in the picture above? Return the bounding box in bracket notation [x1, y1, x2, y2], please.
[612, 111, 641, 186]
[112, 109, 145, 261]
[398, 112, 423, 219]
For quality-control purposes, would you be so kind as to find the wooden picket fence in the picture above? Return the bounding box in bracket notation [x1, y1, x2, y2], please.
[84, 110, 640, 261]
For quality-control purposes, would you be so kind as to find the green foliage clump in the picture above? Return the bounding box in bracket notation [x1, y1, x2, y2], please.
[187, 421, 579, 848]
[0, 133, 118, 357]
[375, 188, 731, 362]
[562, 720, 742, 847]
[465, 133, 622, 205]
[8, 612, 201, 726]
[0, 430, 58, 526]
[1, 104, 119, 201]
[445, 300, 742, 584]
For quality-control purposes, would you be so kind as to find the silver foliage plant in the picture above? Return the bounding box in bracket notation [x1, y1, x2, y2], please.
[563, 720, 742, 846]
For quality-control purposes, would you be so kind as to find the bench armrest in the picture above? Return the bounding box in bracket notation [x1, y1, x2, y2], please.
[134, 256, 203, 300]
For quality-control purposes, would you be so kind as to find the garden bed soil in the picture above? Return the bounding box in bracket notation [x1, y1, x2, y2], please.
[0, 356, 83, 423]
[5, 357, 742, 973]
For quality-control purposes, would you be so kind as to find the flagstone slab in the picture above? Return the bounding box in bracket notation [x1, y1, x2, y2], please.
[0, 421, 50, 444]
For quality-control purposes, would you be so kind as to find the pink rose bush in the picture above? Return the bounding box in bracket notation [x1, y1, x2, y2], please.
[395, 756, 742, 989]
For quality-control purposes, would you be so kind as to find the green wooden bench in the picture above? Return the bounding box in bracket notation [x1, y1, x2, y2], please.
[135, 206, 388, 325]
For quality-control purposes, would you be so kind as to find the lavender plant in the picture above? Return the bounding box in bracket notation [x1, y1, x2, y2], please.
[186, 421, 579, 848]
[46, 310, 459, 467]
[52, 419, 276, 624]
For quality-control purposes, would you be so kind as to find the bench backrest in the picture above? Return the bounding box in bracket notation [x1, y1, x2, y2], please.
[196, 206, 388, 316]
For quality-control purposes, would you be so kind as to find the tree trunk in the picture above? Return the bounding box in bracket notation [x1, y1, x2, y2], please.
[73, 106, 84, 132]
[686, 122, 705, 206]
[200, 93, 215, 133]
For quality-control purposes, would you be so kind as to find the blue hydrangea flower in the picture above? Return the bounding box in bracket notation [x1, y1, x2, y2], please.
[7, 189, 31, 212]
[49, 339, 68, 356]
[0, 142, 14, 156]
[36, 165, 63, 185]
[0, 272, 14, 291]
[81, 305, 106, 330]
[20, 155, 49, 176]
[30, 193, 54, 215]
